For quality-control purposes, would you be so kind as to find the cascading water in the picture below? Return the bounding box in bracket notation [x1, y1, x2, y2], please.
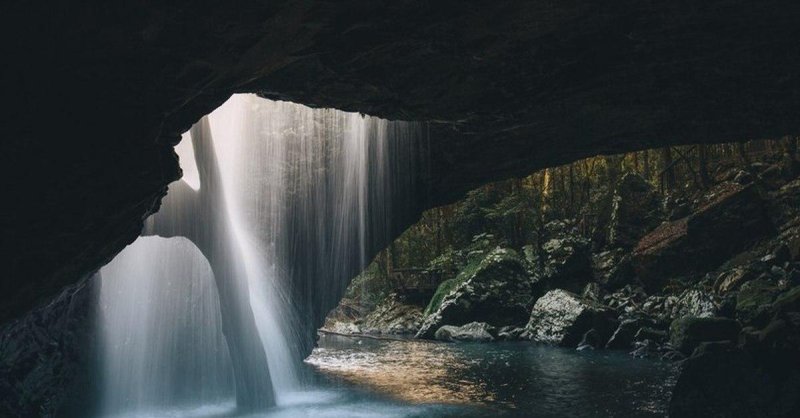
[97, 94, 426, 416]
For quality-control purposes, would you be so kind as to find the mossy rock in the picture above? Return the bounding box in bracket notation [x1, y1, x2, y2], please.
[736, 279, 780, 324]
[417, 247, 532, 339]
[669, 316, 740, 355]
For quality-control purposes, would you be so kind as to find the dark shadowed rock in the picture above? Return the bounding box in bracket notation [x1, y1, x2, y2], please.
[524, 289, 617, 347]
[607, 173, 662, 248]
[669, 342, 766, 418]
[633, 183, 773, 291]
[605, 319, 641, 350]
[736, 279, 781, 324]
[591, 249, 635, 291]
[669, 316, 740, 355]
[534, 230, 593, 294]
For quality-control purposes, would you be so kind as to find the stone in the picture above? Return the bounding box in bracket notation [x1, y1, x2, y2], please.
[577, 329, 601, 350]
[605, 319, 641, 350]
[668, 343, 768, 418]
[360, 293, 424, 335]
[714, 267, 756, 294]
[534, 233, 593, 294]
[669, 316, 741, 355]
[497, 326, 525, 341]
[434, 322, 497, 343]
[417, 248, 532, 339]
[524, 289, 617, 347]
[591, 249, 635, 291]
[634, 327, 667, 344]
[772, 286, 800, 314]
[736, 279, 780, 324]
[671, 289, 718, 319]
[607, 173, 662, 248]
[633, 183, 772, 291]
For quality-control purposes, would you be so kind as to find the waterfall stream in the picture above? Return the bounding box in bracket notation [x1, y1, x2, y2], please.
[97, 94, 425, 416]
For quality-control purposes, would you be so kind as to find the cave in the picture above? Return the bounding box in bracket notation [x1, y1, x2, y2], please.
[2, 1, 800, 417]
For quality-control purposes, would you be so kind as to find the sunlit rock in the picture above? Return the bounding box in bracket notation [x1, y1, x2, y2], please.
[524, 289, 617, 347]
[434, 322, 497, 343]
[416, 248, 532, 339]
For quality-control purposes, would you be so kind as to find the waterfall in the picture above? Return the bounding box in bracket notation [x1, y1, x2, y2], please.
[97, 94, 426, 415]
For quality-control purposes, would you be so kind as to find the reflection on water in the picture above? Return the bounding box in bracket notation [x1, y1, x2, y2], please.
[306, 334, 678, 417]
[100, 334, 676, 418]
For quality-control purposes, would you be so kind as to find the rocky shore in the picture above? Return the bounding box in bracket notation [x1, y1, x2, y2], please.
[325, 161, 800, 417]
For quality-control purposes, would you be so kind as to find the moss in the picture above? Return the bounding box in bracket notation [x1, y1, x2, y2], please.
[423, 247, 522, 316]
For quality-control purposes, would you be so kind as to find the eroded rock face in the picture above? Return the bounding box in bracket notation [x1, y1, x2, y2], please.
[524, 289, 617, 347]
[361, 293, 424, 335]
[669, 316, 740, 355]
[0, 278, 98, 418]
[534, 225, 593, 294]
[607, 173, 662, 248]
[633, 183, 773, 291]
[5, 0, 800, 327]
[417, 248, 532, 339]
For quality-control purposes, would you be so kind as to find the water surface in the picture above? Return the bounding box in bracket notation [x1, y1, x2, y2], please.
[305, 333, 678, 417]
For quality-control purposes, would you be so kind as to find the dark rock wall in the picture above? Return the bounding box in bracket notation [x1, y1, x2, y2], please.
[0, 276, 100, 418]
[3, 0, 800, 326]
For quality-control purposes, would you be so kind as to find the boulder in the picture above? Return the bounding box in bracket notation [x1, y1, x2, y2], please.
[360, 293, 423, 334]
[497, 326, 525, 341]
[591, 249, 635, 290]
[607, 173, 662, 248]
[714, 267, 757, 294]
[524, 289, 617, 347]
[669, 342, 767, 418]
[417, 248, 532, 339]
[434, 322, 496, 343]
[633, 326, 667, 344]
[605, 319, 641, 349]
[671, 289, 718, 319]
[736, 279, 780, 324]
[669, 316, 741, 355]
[534, 233, 593, 294]
[633, 183, 773, 291]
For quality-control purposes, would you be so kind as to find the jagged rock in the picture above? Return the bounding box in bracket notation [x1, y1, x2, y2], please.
[325, 321, 362, 335]
[669, 316, 740, 355]
[671, 289, 718, 319]
[360, 293, 423, 334]
[634, 327, 667, 344]
[435, 322, 496, 343]
[591, 249, 635, 290]
[0, 279, 98, 418]
[669, 342, 767, 418]
[772, 286, 800, 315]
[607, 173, 662, 248]
[633, 183, 773, 291]
[497, 326, 525, 341]
[534, 231, 593, 294]
[524, 289, 617, 347]
[577, 329, 601, 350]
[736, 279, 781, 324]
[605, 319, 641, 350]
[417, 248, 532, 339]
[714, 267, 757, 293]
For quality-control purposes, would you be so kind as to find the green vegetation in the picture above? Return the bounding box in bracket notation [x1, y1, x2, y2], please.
[342, 138, 800, 316]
